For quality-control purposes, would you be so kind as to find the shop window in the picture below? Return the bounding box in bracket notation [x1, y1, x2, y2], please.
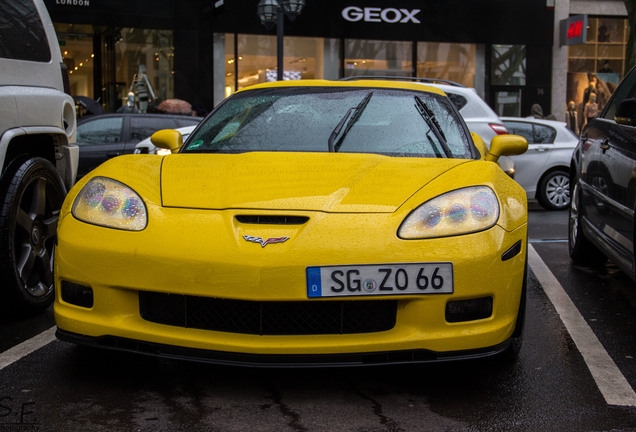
[55, 23, 94, 100]
[567, 17, 628, 129]
[224, 33, 236, 98]
[491, 45, 526, 86]
[221, 33, 335, 98]
[111, 28, 174, 112]
[417, 42, 476, 87]
[494, 91, 522, 117]
[344, 39, 412, 77]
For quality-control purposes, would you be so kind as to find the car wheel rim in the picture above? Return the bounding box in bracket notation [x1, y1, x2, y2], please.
[14, 175, 60, 299]
[569, 184, 579, 249]
[546, 174, 570, 208]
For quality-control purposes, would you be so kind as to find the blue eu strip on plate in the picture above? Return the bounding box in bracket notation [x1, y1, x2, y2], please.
[306, 267, 323, 298]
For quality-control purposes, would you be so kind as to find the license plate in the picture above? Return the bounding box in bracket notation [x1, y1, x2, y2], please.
[306, 263, 453, 298]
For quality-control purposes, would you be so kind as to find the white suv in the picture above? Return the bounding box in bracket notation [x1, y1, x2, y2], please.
[420, 82, 514, 176]
[341, 77, 514, 175]
[0, 0, 78, 316]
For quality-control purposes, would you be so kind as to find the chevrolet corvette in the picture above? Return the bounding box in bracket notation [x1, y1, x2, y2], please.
[54, 80, 528, 366]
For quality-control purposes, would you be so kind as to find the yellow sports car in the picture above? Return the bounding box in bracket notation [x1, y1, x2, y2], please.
[54, 80, 528, 366]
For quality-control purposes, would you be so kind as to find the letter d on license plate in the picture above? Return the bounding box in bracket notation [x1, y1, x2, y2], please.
[306, 263, 453, 298]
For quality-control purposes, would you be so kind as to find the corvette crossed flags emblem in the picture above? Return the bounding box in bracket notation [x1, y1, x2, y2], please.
[242, 235, 290, 247]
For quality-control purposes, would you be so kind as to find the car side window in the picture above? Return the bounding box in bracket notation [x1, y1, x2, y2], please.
[603, 67, 636, 120]
[0, 0, 51, 62]
[504, 122, 534, 143]
[446, 93, 468, 111]
[76, 118, 123, 145]
[533, 124, 556, 144]
[130, 117, 179, 142]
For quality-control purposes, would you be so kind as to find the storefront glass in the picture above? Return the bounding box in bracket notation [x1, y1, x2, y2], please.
[111, 28, 175, 112]
[344, 39, 412, 77]
[220, 33, 337, 100]
[55, 23, 95, 99]
[54, 25, 175, 113]
[491, 45, 527, 86]
[494, 91, 522, 117]
[417, 42, 476, 87]
[567, 17, 629, 129]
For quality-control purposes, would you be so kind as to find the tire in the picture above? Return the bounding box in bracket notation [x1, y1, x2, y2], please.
[537, 169, 570, 211]
[0, 157, 67, 316]
[568, 180, 605, 266]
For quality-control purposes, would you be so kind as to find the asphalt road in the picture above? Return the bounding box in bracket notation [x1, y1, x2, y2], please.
[1, 201, 636, 431]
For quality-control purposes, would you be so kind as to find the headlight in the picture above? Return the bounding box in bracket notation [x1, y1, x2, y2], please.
[72, 177, 147, 231]
[398, 186, 499, 239]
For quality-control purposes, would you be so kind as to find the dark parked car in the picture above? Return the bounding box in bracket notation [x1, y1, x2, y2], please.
[569, 65, 636, 279]
[76, 113, 202, 178]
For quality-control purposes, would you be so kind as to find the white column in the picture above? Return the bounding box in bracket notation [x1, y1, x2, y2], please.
[551, 0, 571, 122]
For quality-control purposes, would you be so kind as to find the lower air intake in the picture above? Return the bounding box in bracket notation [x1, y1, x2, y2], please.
[139, 292, 396, 335]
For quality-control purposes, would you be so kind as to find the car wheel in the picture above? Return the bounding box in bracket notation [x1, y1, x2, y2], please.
[0, 157, 66, 316]
[537, 169, 570, 210]
[568, 181, 605, 266]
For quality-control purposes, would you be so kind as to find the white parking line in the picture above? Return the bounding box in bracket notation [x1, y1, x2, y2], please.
[528, 244, 636, 407]
[0, 326, 56, 371]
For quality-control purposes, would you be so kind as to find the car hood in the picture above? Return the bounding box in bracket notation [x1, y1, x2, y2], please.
[160, 152, 470, 213]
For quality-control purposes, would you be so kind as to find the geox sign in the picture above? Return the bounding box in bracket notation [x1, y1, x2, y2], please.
[341, 7, 421, 24]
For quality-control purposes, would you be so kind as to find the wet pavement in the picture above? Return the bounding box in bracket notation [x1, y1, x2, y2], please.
[1, 201, 636, 431]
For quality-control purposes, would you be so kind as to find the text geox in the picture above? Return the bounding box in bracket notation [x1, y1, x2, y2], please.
[341, 7, 421, 24]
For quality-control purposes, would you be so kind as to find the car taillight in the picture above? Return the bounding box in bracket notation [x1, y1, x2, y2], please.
[489, 123, 508, 135]
[60, 62, 72, 96]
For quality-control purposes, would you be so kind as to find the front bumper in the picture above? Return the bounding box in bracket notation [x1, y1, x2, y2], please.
[56, 328, 515, 367]
[54, 206, 527, 362]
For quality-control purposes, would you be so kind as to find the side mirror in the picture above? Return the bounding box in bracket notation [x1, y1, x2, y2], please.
[150, 129, 183, 154]
[485, 135, 528, 162]
[615, 98, 636, 126]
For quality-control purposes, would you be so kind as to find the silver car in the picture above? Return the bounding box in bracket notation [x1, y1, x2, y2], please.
[502, 117, 578, 210]
[134, 125, 198, 155]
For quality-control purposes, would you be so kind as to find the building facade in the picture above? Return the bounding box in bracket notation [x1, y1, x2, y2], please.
[46, 0, 564, 116]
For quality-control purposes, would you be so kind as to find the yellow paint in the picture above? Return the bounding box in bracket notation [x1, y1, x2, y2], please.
[55, 80, 527, 358]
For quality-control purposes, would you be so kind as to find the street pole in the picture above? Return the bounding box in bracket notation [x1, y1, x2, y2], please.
[277, 7, 284, 81]
[257, 0, 305, 81]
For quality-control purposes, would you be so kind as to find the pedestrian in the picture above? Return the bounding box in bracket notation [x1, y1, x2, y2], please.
[529, 103, 544, 119]
[565, 101, 579, 135]
[191, 101, 208, 117]
[583, 93, 599, 127]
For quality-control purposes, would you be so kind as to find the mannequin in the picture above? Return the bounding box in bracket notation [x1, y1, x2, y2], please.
[117, 92, 138, 113]
[129, 65, 155, 113]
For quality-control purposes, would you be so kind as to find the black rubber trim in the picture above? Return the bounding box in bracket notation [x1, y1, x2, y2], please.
[501, 240, 522, 262]
[56, 329, 512, 368]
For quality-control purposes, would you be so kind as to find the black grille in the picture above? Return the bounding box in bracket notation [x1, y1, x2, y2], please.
[235, 215, 309, 225]
[139, 292, 396, 335]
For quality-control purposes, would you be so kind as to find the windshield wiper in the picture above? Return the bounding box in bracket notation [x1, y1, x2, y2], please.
[328, 92, 373, 152]
[414, 96, 453, 158]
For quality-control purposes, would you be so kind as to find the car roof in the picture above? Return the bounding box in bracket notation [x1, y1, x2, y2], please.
[238, 79, 447, 97]
[422, 83, 500, 118]
[78, 113, 203, 124]
[501, 117, 568, 128]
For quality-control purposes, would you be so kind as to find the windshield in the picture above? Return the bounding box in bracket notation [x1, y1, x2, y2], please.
[183, 87, 474, 159]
